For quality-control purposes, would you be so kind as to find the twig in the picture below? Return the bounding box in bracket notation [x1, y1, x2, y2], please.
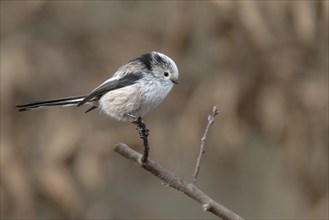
[131, 117, 149, 163]
[192, 105, 219, 185]
[114, 143, 244, 220]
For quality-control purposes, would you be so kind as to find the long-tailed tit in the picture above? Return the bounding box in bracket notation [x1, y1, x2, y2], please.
[17, 51, 179, 121]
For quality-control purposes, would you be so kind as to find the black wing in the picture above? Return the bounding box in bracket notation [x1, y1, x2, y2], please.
[77, 73, 142, 106]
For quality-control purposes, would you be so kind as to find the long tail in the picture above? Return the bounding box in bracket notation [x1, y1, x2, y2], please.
[16, 95, 87, 112]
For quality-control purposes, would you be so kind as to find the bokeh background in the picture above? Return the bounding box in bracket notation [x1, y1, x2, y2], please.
[1, 1, 328, 219]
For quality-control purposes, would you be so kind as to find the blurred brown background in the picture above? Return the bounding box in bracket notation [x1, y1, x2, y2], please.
[1, 1, 328, 219]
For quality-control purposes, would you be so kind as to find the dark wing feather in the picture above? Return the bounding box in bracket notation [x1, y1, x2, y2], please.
[77, 73, 142, 106]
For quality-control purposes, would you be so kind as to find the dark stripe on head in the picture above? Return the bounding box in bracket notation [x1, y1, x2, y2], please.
[138, 53, 153, 71]
[154, 53, 165, 64]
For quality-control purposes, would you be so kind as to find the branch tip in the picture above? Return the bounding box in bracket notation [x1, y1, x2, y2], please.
[192, 104, 219, 185]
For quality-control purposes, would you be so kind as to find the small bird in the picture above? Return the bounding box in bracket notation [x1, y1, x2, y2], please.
[16, 51, 179, 121]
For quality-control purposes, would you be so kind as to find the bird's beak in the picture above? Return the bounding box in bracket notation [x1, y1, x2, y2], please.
[171, 78, 179, 85]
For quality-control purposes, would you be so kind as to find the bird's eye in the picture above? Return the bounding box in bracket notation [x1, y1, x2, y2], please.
[164, 72, 169, 77]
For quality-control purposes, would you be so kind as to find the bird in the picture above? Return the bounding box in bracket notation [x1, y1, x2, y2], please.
[16, 51, 179, 121]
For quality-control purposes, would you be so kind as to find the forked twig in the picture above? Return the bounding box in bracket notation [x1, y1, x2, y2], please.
[192, 105, 219, 185]
[117, 105, 243, 219]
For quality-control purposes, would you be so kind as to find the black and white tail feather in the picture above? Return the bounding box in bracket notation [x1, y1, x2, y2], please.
[16, 95, 95, 112]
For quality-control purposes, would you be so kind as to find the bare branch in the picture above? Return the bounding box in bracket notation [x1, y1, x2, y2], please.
[114, 143, 244, 220]
[192, 105, 219, 184]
